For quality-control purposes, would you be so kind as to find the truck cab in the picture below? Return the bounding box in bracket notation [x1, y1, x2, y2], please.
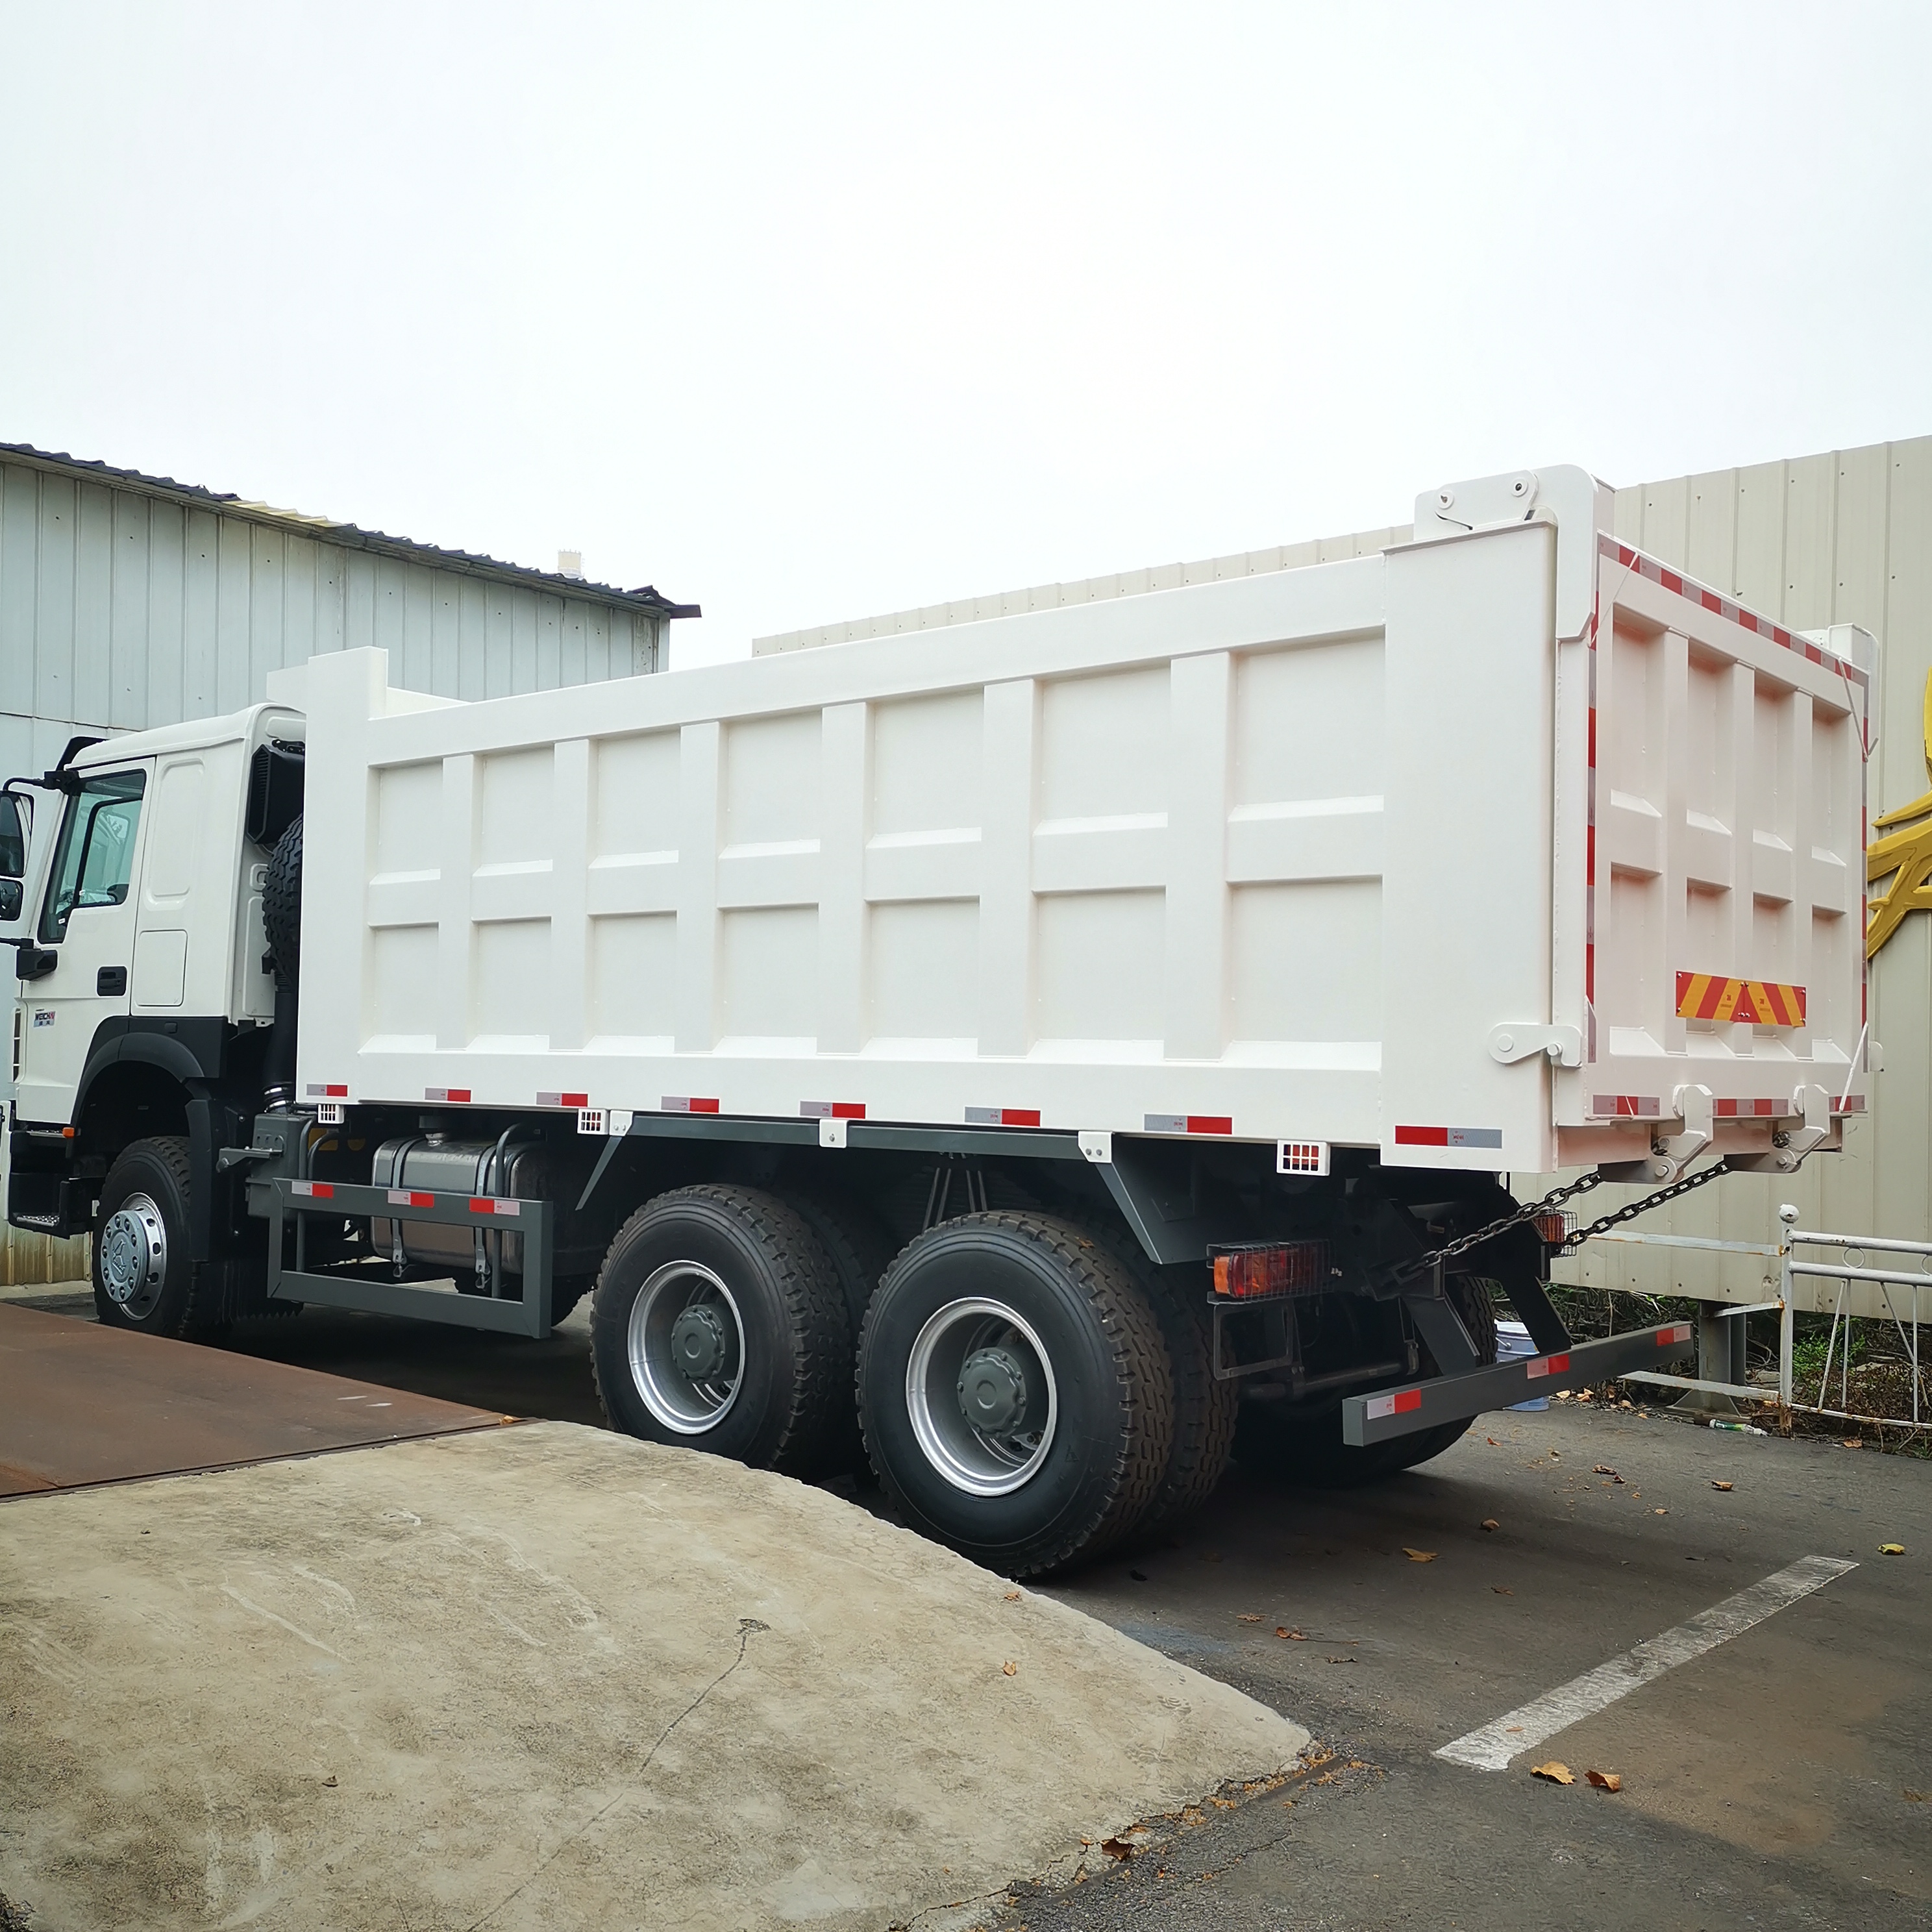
[3, 706, 304, 1322]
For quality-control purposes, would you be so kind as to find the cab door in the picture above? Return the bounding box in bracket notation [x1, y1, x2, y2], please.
[14, 765, 150, 1126]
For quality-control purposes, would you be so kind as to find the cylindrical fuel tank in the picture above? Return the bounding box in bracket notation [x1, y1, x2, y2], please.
[369, 1133, 555, 1282]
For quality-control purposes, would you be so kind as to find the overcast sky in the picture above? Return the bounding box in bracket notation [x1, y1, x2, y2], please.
[3, 3, 1927, 667]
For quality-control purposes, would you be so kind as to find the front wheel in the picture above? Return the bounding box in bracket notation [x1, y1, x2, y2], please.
[857, 1213, 1174, 1578]
[93, 1137, 221, 1338]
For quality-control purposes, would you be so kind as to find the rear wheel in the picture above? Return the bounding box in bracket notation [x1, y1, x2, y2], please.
[856, 1212, 1174, 1577]
[590, 1185, 848, 1476]
[1074, 1219, 1237, 1535]
[93, 1137, 221, 1339]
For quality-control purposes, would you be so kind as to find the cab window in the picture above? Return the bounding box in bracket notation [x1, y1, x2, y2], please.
[39, 770, 146, 943]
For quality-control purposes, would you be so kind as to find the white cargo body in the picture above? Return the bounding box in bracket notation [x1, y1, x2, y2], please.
[279, 465, 1872, 1173]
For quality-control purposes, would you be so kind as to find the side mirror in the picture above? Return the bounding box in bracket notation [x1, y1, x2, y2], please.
[0, 880, 18, 921]
[14, 944, 56, 981]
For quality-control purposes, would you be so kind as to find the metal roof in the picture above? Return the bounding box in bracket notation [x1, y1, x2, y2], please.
[0, 440, 700, 619]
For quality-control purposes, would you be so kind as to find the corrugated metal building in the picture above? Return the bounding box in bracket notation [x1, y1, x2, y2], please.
[756, 436, 1932, 1307]
[0, 443, 696, 779]
[1, 442, 697, 1281]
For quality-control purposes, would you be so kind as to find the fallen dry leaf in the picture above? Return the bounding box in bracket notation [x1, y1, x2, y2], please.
[1586, 1770, 1622, 1792]
[1403, 1548, 1439, 1563]
[1843, 1437, 1863, 1449]
[1653, 1507, 1668, 1515]
[1276, 1626, 1309, 1640]
[1711, 1481, 1734, 1492]
[1531, 1762, 1575, 1785]
[1492, 1586, 1514, 1595]
[1487, 1437, 1499, 1445]
[1099, 1836, 1139, 1861]
[1326, 1655, 1356, 1665]
[1880, 1543, 1905, 1555]
[1004, 1590, 1021, 1600]
[1237, 1613, 1263, 1623]
[1001, 1660, 1018, 1676]
[1592, 1464, 1622, 1481]
[1481, 1518, 1500, 1531]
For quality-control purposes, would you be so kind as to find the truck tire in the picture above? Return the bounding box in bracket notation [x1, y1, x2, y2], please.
[1072, 1219, 1237, 1536]
[590, 1185, 849, 1476]
[263, 813, 303, 982]
[856, 1212, 1174, 1578]
[1234, 1274, 1498, 1487]
[773, 1187, 897, 1473]
[776, 1187, 896, 1338]
[92, 1137, 223, 1339]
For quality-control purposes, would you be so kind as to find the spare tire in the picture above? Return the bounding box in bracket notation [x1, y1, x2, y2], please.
[264, 813, 303, 984]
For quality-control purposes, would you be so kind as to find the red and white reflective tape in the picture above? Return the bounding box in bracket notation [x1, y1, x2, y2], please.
[1144, 1114, 1232, 1135]
[538, 1091, 589, 1109]
[965, 1106, 1041, 1128]
[1524, 1352, 1572, 1380]
[800, 1100, 865, 1120]
[290, 1180, 334, 1200]
[1599, 534, 1870, 689]
[1394, 1124, 1502, 1150]
[1713, 1098, 1779, 1119]
[425, 1087, 471, 1104]
[305, 1083, 349, 1099]
[660, 1096, 719, 1115]
[387, 1189, 434, 1208]
[1589, 1095, 1663, 1119]
[469, 1196, 521, 1217]
[1364, 1387, 1423, 1422]
[1834, 1093, 1866, 1115]
[1655, 1321, 1692, 1348]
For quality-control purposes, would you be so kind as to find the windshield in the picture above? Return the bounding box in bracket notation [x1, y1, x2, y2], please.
[39, 770, 145, 943]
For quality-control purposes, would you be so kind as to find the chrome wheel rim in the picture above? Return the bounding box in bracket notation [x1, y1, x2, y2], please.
[627, 1260, 745, 1434]
[906, 1296, 1058, 1496]
[99, 1193, 168, 1321]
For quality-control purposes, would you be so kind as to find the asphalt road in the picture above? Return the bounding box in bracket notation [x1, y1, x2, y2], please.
[13, 1284, 1929, 1930]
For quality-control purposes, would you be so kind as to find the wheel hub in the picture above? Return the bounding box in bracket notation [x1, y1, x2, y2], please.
[100, 1196, 167, 1310]
[957, 1345, 1029, 1433]
[669, 1303, 731, 1380]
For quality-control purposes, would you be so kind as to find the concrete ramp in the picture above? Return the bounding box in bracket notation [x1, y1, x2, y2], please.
[0, 1420, 1306, 1930]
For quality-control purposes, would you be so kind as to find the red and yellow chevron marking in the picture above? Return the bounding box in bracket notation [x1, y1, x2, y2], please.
[1674, 972, 1806, 1026]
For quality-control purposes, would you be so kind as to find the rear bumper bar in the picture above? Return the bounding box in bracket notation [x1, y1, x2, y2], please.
[1341, 1321, 1696, 1446]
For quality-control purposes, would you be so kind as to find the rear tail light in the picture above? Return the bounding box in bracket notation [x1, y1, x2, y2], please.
[1533, 1211, 1575, 1246]
[1211, 1241, 1330, 1300]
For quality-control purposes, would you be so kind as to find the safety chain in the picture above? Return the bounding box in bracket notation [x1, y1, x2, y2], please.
[1391, 1158, 1735, 1286]
[1557, 1157, 1733, 1251]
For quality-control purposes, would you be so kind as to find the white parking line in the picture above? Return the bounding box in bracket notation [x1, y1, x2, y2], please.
[1436, 1554, 1857, 1772]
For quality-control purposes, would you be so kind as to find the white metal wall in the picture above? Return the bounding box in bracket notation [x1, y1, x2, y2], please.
[1550, 440, 1932, 1304]
[0, 454, 666, 782]
[752, 436, 1932, 1293]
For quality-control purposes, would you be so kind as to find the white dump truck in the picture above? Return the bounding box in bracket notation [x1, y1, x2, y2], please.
[1, 465, 1876, 1574]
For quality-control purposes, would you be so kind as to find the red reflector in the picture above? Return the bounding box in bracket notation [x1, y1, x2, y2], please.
[1394, 1124, 1450, 1146]
[1187, 1115, 1233, 1136]
[1393, 1387, 1423, 1415]
[409, 1191, 432, 1208]
[832, 1102, 865, 1119]
[291, 1181, 334, 1200]
[1211, 1242, 1328, 1300]
[1002, 1108, 1040, 1126]
[426, 1087, 473, 1104]
[469, 1197, 491, 1213]
[1550, 1353, 1570, 1374]
[325, 1083, 348, 1098]
[562, 1092, 588, 1109]
[1657, 1322, 1692, 1346]
[1533, 1211, 1575, 1245]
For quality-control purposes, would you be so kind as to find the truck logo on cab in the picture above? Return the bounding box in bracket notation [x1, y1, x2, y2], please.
[31, 1009, 53, 1028]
